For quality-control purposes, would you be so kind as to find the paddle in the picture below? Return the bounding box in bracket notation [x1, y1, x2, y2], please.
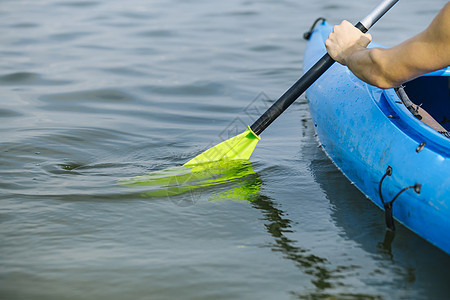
[184, 0, 399, 167]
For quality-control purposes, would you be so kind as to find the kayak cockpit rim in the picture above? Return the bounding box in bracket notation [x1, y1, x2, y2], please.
[379, 71, 450, 157]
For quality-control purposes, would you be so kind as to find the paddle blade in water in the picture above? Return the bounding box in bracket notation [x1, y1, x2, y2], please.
[183, 126, 260, 167]
[119, 160, 260, 200]
[119, 127, 260, 199]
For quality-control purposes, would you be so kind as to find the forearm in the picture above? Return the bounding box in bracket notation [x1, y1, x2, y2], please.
[324, 20, 399, 89]
[326, 3, 450, 89]
[344, 47, 400, 89]
[346, 26, 450, 89]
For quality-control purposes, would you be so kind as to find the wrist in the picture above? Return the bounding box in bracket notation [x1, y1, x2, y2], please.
[339, 44, 367, 66]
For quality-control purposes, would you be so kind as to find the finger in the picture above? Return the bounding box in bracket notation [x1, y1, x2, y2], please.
[341, 20, 351, 26]
[324, 38, 332, 49]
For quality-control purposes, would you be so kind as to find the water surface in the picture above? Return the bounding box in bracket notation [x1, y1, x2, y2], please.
[1, 0, 449, 299]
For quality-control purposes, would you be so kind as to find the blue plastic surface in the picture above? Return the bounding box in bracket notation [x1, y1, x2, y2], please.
[304, 21, 450, 254]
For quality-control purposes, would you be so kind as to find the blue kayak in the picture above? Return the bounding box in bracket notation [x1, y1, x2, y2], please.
[303, 21, 450, 254]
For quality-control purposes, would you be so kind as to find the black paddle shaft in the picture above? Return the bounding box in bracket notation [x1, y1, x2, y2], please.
[250, 0, 398, 136]
[250, 52, 335, 136]
[250, 23, 367, 136]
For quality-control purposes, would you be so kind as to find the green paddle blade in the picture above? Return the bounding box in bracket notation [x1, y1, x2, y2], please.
[184, 126, 260, 167]
[119, 126, 260, 199]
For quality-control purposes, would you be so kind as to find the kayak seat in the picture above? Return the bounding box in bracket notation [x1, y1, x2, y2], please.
[403, 76, 450, 131]
[396, 84, 448, 135]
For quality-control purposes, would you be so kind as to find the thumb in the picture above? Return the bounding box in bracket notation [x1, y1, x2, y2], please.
[361, 33, 373, 47]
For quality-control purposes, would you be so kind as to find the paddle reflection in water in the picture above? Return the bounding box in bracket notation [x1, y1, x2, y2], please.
[121, 159, 340, 291]
[251, 190, 392, 298]
[250, 194, 333, 291]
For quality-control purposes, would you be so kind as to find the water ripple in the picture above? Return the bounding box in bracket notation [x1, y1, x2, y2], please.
[55, 1, 100, 8]
[41, 89, 134, 102]
[139, 81, 227, 96]
[0, 108, 22, 118]
[0, 72, 71, 86]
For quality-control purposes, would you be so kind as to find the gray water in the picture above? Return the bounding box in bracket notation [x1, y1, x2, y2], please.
[1, 0, 449, 299]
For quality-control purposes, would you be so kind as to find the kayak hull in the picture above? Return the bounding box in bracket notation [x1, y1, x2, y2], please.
[304, 21, 450, 254]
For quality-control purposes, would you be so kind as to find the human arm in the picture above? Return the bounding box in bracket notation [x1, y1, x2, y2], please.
[325, 2, 450, 89]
